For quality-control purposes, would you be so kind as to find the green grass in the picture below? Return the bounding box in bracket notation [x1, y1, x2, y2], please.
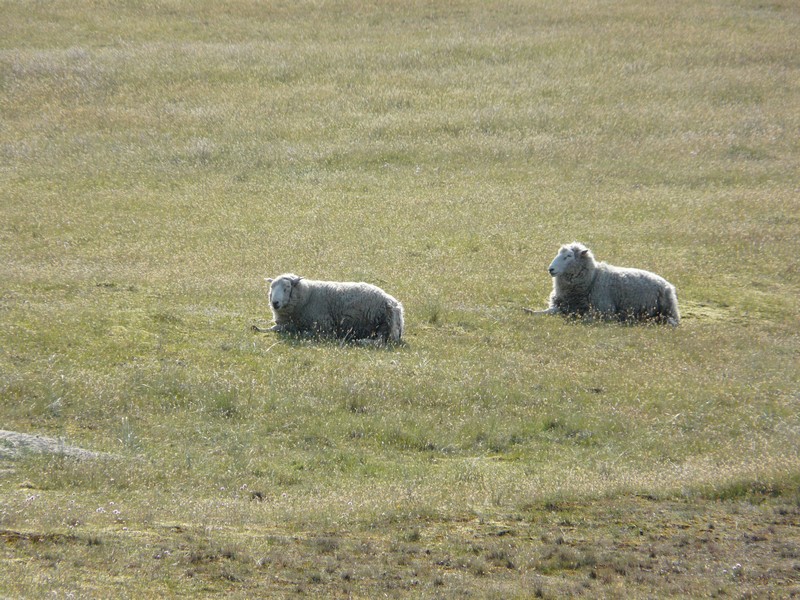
[1, 0, 799, 597]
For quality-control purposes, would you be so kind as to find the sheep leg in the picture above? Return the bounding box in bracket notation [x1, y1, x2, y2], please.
[251, 323, 284, 333]
[523, 306, 559, 315]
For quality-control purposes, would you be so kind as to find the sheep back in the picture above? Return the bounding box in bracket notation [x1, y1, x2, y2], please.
[589, 263, 680, 324]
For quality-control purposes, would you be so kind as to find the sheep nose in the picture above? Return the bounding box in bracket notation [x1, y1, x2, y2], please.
[548, 267, 555, 275]
[272, 301, 280, 309]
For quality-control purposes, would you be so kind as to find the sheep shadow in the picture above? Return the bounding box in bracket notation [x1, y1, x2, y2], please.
[522, 307, 679, 327]
[251, 323, 407, 350]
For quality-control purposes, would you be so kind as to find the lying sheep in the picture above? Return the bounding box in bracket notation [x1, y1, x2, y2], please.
[257, 273, 405, 344]
[529, 242, 680, 326]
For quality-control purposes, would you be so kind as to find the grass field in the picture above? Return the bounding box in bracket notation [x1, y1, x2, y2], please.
[1, 0, 799, 597]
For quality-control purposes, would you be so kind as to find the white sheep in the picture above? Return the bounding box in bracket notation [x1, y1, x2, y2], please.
[258, 274, 405, 344]
[529, 242, 680, 326]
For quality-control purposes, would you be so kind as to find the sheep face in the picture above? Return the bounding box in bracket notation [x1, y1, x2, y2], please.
[268, 275, 302, 311]
[548, 243, 592, 277]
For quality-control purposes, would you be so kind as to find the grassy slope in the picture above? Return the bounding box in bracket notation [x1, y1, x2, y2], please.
[1, 0, 798, 597]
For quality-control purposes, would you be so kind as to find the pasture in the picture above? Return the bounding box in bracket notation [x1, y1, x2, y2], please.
[1, 0, 798, 597]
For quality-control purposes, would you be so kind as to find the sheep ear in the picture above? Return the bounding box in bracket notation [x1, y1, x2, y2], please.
[265, 278, 274, 283]
[579, 249, 589, 258]
[291, 276, 304, 286]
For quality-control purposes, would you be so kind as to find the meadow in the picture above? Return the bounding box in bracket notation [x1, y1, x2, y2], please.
[1, 0, 799, 597]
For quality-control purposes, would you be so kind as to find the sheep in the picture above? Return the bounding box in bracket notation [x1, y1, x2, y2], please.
[256, 273, 405, 344]
[528, 242, 680, 326]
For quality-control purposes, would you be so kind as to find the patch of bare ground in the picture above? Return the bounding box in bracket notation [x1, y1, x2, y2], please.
[243, 495, 800, 598]
[6, 493, 794, 598]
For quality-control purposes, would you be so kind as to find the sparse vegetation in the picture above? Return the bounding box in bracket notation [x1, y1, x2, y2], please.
[1, 0, 798, 597]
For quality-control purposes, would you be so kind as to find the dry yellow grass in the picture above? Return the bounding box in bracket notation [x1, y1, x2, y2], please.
[1, 0, 798, 596]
